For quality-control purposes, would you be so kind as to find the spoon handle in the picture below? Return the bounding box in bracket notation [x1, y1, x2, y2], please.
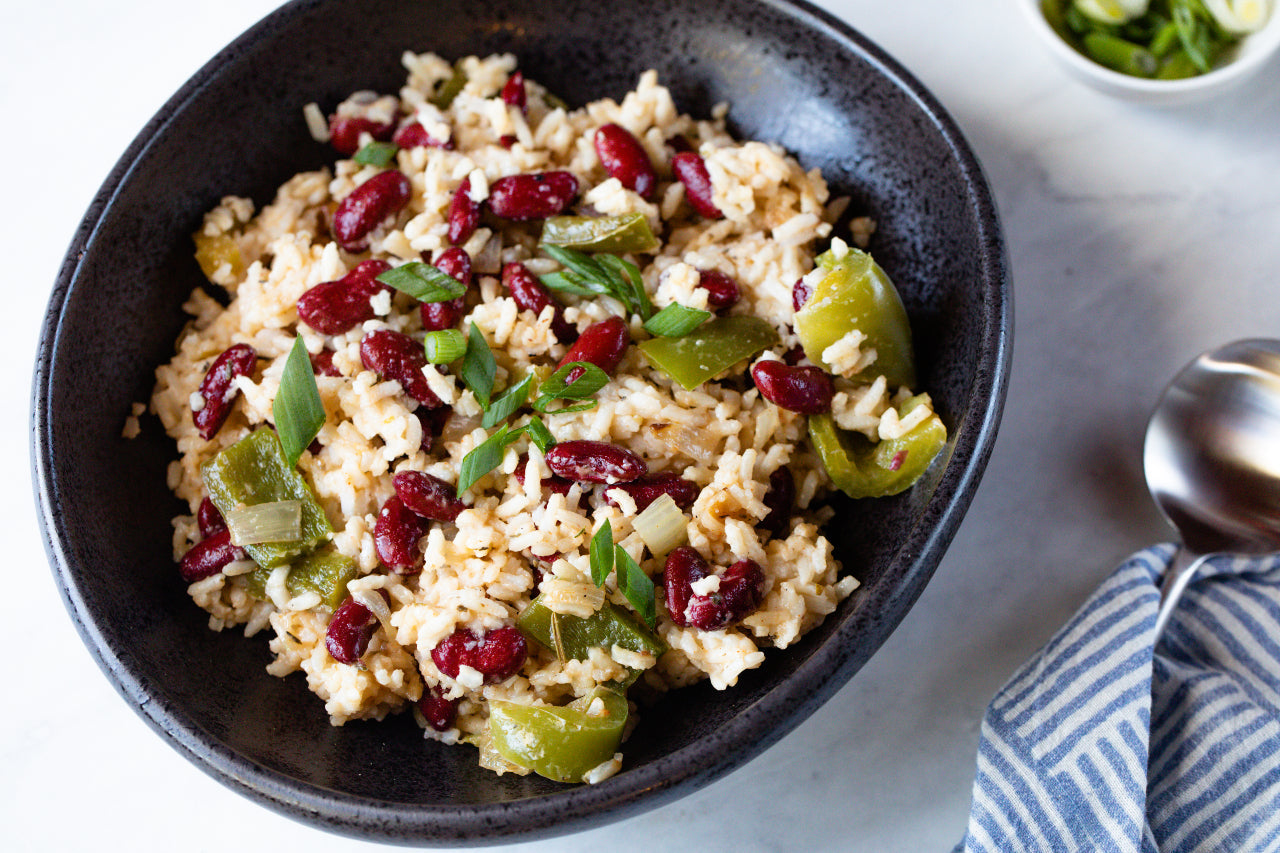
[1153, 548, 1212, 639]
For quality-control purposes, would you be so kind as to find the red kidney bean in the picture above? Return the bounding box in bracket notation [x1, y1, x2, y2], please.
[544, 440, 646, 484]
[605, 472, 699, 512]
[420, 247, 471, 331]
[333, 170, 412, 253]
[594, 123, 656, 199]
[555, 316, 629, 383]
[750, 360, 834, 414]
[697, 269, 740, 311]
[392, 121, 452, 150]
[782, 345, 806, 366]
[374, 495, 431, 573]
[297, 259, 393, 335]
[329, 115, 395, 157]
[447, 179, 482, 246]
[418, 684, 458, 731]
[310, 348, 342, 377]
[792, 278, 813, 312]
[672, 151, 723, 219]
[360, 329, 441, 408]
[197, 496, 226, 539]
[685, 559, 767, 631]
[431, 626, 527, 683]
[666, 134, 695, 154]
[502, 262, 575, 342]
[415, 406, 450, 454]
[500, 70, 527, 113]
[487, 171, 578, 221]
[178, 529, 246, 583]
[512, 454, 574, 496]
[325, 596, 380, 664]
[193, 343, 257, 440]
[663, 545, 709, 627]
[499, 135, 518, 149]
[394, 471, 464, 522]
[760, 467, 795, 537]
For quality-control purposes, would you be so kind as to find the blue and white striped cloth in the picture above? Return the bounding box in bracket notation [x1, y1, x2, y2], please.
[959, 545, 1280, 852]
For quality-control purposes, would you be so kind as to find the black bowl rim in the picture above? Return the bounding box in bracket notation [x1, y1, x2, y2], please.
[31, 0, 1011, 844]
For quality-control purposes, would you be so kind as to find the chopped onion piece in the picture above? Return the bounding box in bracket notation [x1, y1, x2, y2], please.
[226, 500, 304, 545]
[350, 584, 392, 628]
[633, 493, 688, 556]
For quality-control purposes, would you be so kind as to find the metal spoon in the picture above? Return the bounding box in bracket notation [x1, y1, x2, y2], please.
[1143, 338, 1280, 637]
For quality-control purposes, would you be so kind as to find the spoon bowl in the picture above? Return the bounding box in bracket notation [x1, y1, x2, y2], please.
[1143, 339, 1280, 632]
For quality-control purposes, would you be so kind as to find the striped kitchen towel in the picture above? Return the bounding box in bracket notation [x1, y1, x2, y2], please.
[958, 544, 1280, 852]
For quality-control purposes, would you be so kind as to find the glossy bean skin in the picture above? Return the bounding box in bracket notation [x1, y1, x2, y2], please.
[193, 344, 257, 440]
[374, 495, 431, 573]
[604, 472, 699, 512]
[447, 179, 481, 246]
[329, 115, 394, 156]
[360, 329, 441, 408]
[179, 529, 246, 583]
[392, 121, 452, 150]
[662, 545, 709, 628]
[555, 316, 629, 381]
[487, 171, 578, 221]
[502, 262, 575, 342]
[431, 626, 527, 683]
[310, 349, 342, 377]
[684, 559, 767, 630]
[671, 152, 723, 219]
[697, 269, 740, 311]
[544, 440, 646, 484]
[594, 124, 656, 199]
[296, 259, 392, 335]
[792, 277, 813, 312]
[197, 496, 226, 539]
[759, 467, 795, 537]
[419, 247, 471, 332]
[418, 684, 459, 731]
[333, 170, 412, 253]
[750, 360, 834, 414]
[500, 71, 527, 113]
[393, 470, 465, 522]
[325, 596, 379, 664]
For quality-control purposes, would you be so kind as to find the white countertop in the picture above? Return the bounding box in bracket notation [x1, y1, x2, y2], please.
[7, 1, 1279, 850]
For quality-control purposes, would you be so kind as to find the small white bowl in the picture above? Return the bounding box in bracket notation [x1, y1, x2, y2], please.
[1022, 0, 1280, 104]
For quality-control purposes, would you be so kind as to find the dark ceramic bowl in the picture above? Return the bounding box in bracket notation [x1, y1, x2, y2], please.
[33, 0, 1010, 844]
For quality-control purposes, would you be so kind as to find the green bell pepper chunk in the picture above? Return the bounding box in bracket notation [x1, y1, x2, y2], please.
[808, 396, 947, 499]
[518, 595, 667, 662]
[638, 315, 780, 390]
[201, 428, 332, 568]
[429, 65, 467, 109]
[488, 687, 628, 783]
[539, 213, 660, 254]
[794, 247, 917, 388]
[242, 544, 357, 611]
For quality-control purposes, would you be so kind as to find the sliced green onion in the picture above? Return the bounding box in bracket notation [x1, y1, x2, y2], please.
[353, 141, 399, 167]
[642, 303, 712, 338]
[226, 500, 304, 546]
[482, 375, 533, 428]
[457, 423, 521, 493]
[532, 361, 609, 413]
[424, 328, 467, 364]
[524, 416, 556, 453]
[273, 337, 326, 467]
[461, 322, 496, 408]
[430, 65, 467, 109]
[589, 521, 614, 586]
[377, 262, 467, 303]
[615, 546, 656, 628]
[539, 245, 653, 320]
[632, 493, 688, 557]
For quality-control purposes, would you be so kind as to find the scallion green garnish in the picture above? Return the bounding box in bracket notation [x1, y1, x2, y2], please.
[524, 416, 555, 453]
[273, 337, 326, 467]
[353, 141, 399, 167]
[424, 328, 467, 364]
[589, 521, 614, 586]
[539, 245, 653, 321]
[377, 262, 468, 303]
[642, 303, 712, 337]
[615, 545, 656, 628]
[532, 361, 608, 413]
[456, 423, 522, 493]
[482, 375, 533, 429]
[460, 322, 496, 408]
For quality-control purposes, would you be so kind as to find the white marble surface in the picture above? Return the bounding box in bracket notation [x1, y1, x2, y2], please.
[7, 1, 1279, 849]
